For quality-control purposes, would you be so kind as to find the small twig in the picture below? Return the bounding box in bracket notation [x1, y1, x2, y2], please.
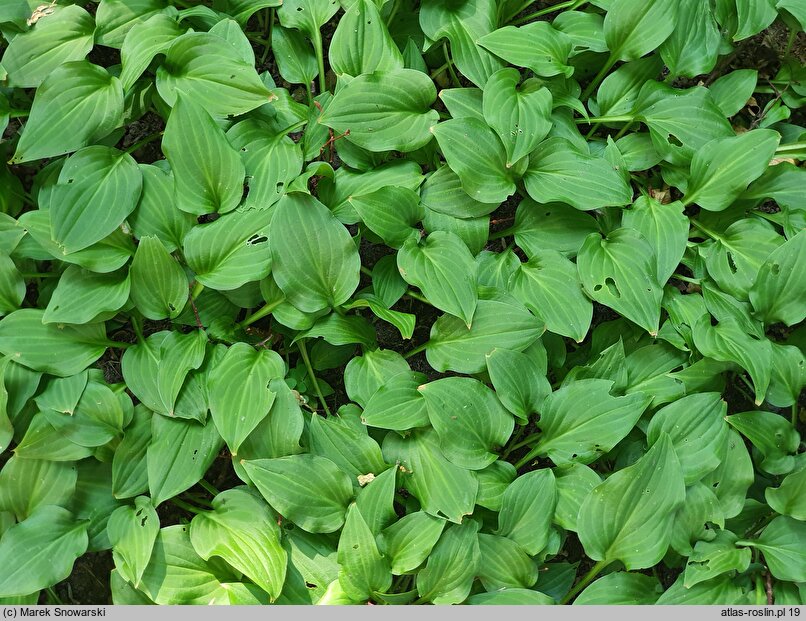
[765, 571, 774, 605]
[188, 283, 203, 329]
[298, 340, 331, 416]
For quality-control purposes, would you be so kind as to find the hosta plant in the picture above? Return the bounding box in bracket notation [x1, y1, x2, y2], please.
[0, 0, 805, 607]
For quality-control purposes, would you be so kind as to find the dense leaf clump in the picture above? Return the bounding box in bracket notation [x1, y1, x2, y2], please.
[0, 0, 805, 606]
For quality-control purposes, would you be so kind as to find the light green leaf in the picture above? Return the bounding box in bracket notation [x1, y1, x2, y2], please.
[162, 92, 245, 216]
[482, 69, 553, 167]
[419, 165, 498, 219]
[43, 265, 130, 325]
[343, 349, 409, 408]
[577, 228, 663, 335]
[0, 506, 88, 599]
[382, 429, 477, 523]
[337, 504, 392, 601]
[554, 464, 601, 533]
[509, 250, 592, 342]
[432, 117, 516, 203]
[0, 309, 108, 377]
[478, 22, 573, 78]
[277, 0, 340, 38]
[496, 469, 557, 556]
[578, 434, 686, 569]
[1, 5, 94, 88]
[726, 410, 799, 475]
[184, 209, 272, 291]
[11, 61, 123, 164]
[466, 589, 555, 605]
[120, 14, 186, 91]
[95, 0, 170, 48]
[309, 414, 386, 479]
[427, 292, 544, 374]
[130, 236, 188, 320]
[485, 348, 550, 424]
[419, 377, 513, 470]
[108, 496, 159, 589]
[659, 0, 720, 78]
[738, 517, 806, 582]
[477, 534, 538, 591]
[320, 69, 439, 152]
[189, 489, 286, 601]
[604, 0, 677, 62]
[647, 392, 728, 484]
[0, 456, 77, 521]
[701, 430, 754, 520]
[766, 467, 806, 521]
[129, 165, 194, 253]
[156, 32, 273, 117]
[349, 187, 423, 248]
[378, 511, 445, 575]
[353, 467, 397, 535]
[147, 415, 223, 506]
[270, 193, 360, 313]
[574, 572, 661, 605]
[733, 0, 777, 40]
[49, 146, 143, 255]
[416, 520, 480, 605]
[272, 26, 318, 85]
[0, 256, 25, 317]
[621, 196, 689, 283]
[243, 455, 353, 533]
[329, 0, 403, 77]
[524, 138, 632, 211]
[749, 229, 806, 326]
[209, 343, 281, 455]
[397, 231, 477, 326]
[513, 199, 599, 258]
[684, 531, 751, 588]
[361, 370, 430, 431]
[656, 574, 746, 604]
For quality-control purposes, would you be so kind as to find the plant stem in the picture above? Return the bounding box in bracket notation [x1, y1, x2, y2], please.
[689, 218, 723, 241]
[792, 403, 799, 428]
[9, 109, 29, 118]
[238, 299, 282, 328]
[20, 272, 58, 278]
[313, 29, 327, 94]
[581, 53, 617, 101]
[46, 587, 63, 604]
[510, 0, 578, 25]
[506, 433, 541, 455]
[560, 560, 610, 604]
[776, 141, 806, 153]
[103, 340, 134, 350]
[298, 339, 331, 416]
[124, 132, 163, 155]
[260, 9, 275, 65]
[614, 120, 636, 140]
[404, 341, 428, 359]
[514, 448, 539, 470]
[429, 61, 450, 79]
[574, 114, 634, 125]
[130, 313, 145, 344]
[198, 479, 220, 497]
[405, 290, 432, 305]
[672, 273, 701, 285]
[443, 42, 461, 88]
[489, 226, 516, 241]
[170, 498, 205, 514]
[385, 0, 400, 26]
[191, 281, 204, 300]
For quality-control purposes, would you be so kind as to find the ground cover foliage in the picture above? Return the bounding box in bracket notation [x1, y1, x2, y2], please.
[0, 0, 805, 606]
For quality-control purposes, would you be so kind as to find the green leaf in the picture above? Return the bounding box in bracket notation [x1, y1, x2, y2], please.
[138, 525, 235, 604]
[0, 506, 88, 599]
[130, 236, 188, 320]
[574, 572, 661, 605]
[361, 370, 430, 431]
[1, 5, 95, 88]
[120, 14, 186, 91]
[209, 343, 282, 455]
[577, 228, 663, 335]
[738, 517, 806, 582]
[129, 165, 193, 253]
[49, 146, 143, 254]
[243, 455, 353, 533]
[183, 209, 272, 291]
[217, 0, 282, 25]
[382, 429, 477, 523]
[432, 117, 516, 203]
[659, 0, 720, 78]
[95, 0, 170, 48]
[419, 377, 513, 470]
[646, 392, 728, 484]
[113, 406, 152, 499]
[0, 309, 108, 377]
[482, 69, 553, 167]
[726, 410, 799, 475]
[684, 130, 780, 212]
[277, 0, 340, 37]
[11, 61, 123, 164]
[530, 379, 650, 466]
[509, 250, 592, 342]
[701, 430, 754, 520]
[0, 456, 77, 521]
[766, 467, 806, 521]
[236, 379, 304, 463]
[467, 589, 555, 605]
[0, 358, 13, 455]
[416, 520, 480, 605]
[189, 489, 286, 601]
[496, 470, 557, 556]
[337, 504, 392, 601]
[108, 496, 160, 588]
[320, 69, 439, 152]
[270, 194, 360, 313]
[523, 138, 632, 211]
[271, 26, 318, 85]
[378, 511, 445, 575]
[709, 69, 758, 117]
[684, 531, 751, 588]
[477, 534, 538, 591]
[693, 315, 772, 406]
[309, 414, 386, 479]
[329, 0, 403, 77]
[353, 467, 397, 535]
[147, 415, 223, 506]
[603, 0, 677, 62]
[397, 231, 477, 326]
[733, 0, 777, 40]
[485, 348, 550, 424]
[343, 349, 409, 408]
[478, 22, 573, 78]
[578, 434, 686, 569]
[621, 196, 689, 283]
[513, 199, 599, 258]
[348, 187, 423, 248]
[420, 165, 498, 219]
[749, 229, 806, 326]
[43, 265, 130, 325]
[162, 92, 245, 216]
[156, 32, 273, 117]
[656, 574, 746, 604]
[554, 464, 601, 533]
